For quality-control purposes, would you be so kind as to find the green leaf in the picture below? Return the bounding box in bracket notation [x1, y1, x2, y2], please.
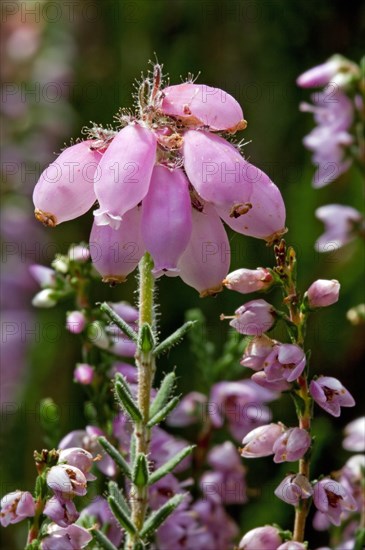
[108, 495, 138, 536]
[354, 526, 365, 550]
[149, 446, 195, 485]
[114, 372, 134, 398]
[92, 529, 119, 550]
[153, 321, 196, 357]
[149, 372, 176, 418]
[147, 396, 180, 428]
[132, 453, 149, 488]
[99, 302, 138, 343]
[108, 480, 130, 514]
[98, 436, 131, 479]
[140, 494, 185, 539]
[138, 323, 155, 352]
[115, 380, 143, 422]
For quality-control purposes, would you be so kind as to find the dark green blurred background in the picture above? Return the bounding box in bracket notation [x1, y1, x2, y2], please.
[1, 0, 364, 548]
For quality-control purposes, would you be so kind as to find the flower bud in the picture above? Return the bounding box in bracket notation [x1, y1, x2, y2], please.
[90, 205, 145, 284]
[161, 82, 247, 133]
[29, 265, 56, 287]
[277, 542, 307, 550]
[239, 525, 282, 549]
[46, 464, 87, 499]
[309, 376, 355, 417]
[141, 165, 192, 275]
[0, 491, 35, 527]
[41, 524, 92, 550]
[178, 204, 230, 297]
[273, 427, 311, 463]
[343, 416, 365, 452]
[68, 245, 90, 263]
[229, 299, 276, 336]
[297, 55, 360, 88]
[223, 268, 273, 294]
[240, 335, 275, 371]
[94, 124, 157, 228]
[241, 423, 284, 458]
[43, 496, 79, 527]
[73, 364, 94, 385]
[305, 279, 340, 308]
[66, 311, 86, 334]
[32, 289, 57, 308]
[33, 141, 100, 227]
[274, 473, 313, 505]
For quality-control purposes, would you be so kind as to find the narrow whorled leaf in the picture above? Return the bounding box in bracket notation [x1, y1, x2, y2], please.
[108, 480, 130, 514]
[92, 529, 118, 550]
[147, 396, 180, 428]
[153, 321, 196, 357]
[100, 302, 138, 343]
[140, 494, 185, 539]
[138, 322, 155, 353]
[108, 495, 138, 536]
[149, 372, 176, 418]
[149, 446, 195, 485]
[98, 436, 131, 479]
[132, 453, 149, 488]
[115, 381, 142, 422]
[115, 372, 134, 398]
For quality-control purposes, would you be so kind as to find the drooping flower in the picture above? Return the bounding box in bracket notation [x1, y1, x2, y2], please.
[80, 496, 123, 547]
[43, 497, 79, 527]
[315, 204, 364, 252]
[240, 335, 275, 371]
[272, 427, 311, 463]
[297, 55, 360, 88]
[310, 376, 355, 417]
[313, 478, 357, 526]
[0, 491, 35, 527]
[241, 423, 284, 458]
[277, 543, 307, 550]
[304, 279, 340, 308]
[46, 464, 87, 499]
[41, 523, 92, 550]
[57, 447, 96, 481]
[263, 343, 306, 383]
[229, 299, 276, 336]
[223, 267, 273, 294]
[238, 525, 282, 549]
[274, 473, 313, 505]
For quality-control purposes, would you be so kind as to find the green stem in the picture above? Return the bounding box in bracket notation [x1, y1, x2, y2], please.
[128, 253, 156, 547]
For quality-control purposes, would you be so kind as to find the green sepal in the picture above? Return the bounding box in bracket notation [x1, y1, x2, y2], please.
[98, 436, 131, 479]
[92, 529, 119, 550]
[138, 322, 155, 353]
[149, 372, 176, 418]
[108, 480, 130, 514]
[140, 494, 185, 539]
[99, 302, 138, 343]
[115, 380, 143, 422]
[153, 321, 196, 357]
[132, 453, 149, 488]
[147, 396, 180, 428]
[149, 446, 195, 485]
[108, 495, 138, 536]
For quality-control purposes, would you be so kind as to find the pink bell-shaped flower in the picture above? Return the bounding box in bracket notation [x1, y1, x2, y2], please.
[141, 165, 192, 275]
[90, 206, 145, 284]
[178, 204, 230, 297]
[94, 124, 156, 228]
[33, 140, 100, 227]
[183, 131, 252, 209]
[161, 83, 247, 133]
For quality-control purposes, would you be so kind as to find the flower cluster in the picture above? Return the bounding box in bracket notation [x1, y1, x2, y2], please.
[33, 63, 286, 296]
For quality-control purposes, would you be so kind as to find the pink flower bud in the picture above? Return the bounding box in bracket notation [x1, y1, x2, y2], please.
[240, 335, 275, 371]
[264, 344, 306, 383]
[73, 364, 94, 385]
[68, 245, 90, 263]
[224, 268, 273, 294]
[46, 464, 87, 499]
[178, 204, 230, 297]
[230, 299, 276, 336]
[0, 491, 35, 527]
[29, 265, 56, 287]
[90, 205, 145, 284]
[274, 473, 313, 505]
[239, 525, 282, 549]
[41, 523, 92, 550]
[313, 478, 357, 526]
[278, 542, 307, 550]
[66, 311, 86, 334]
[161, 83, 247, 133]
[273, 427, 311, 463]
[141, 165, 192, 275]
[33, 141, 100, 227]
[43, 496, 79, 527]
[215, 163, 286, 242]
[305, 279, 340, 308]
[32, 289, 57, 308]
[241, 423, 284, 458]
[94, 124, 156, 228]
[58, 447, 96, 481]
[296, 57, 345, 88]
[310, 376, 355, 417]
